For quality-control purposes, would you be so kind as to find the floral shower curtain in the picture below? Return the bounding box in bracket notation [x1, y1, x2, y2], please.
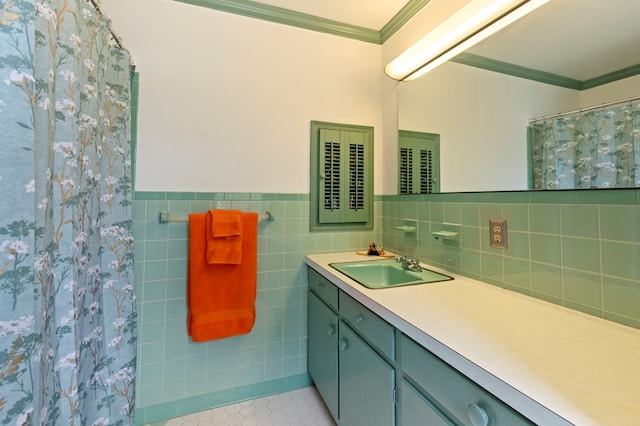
[529, 102, 640, 190]
[0, 0, 136, 424]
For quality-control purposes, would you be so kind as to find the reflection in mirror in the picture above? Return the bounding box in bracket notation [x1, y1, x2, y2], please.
[397, 0, 640, 193]
[529, 100, 640, 190]
[398, 130, 440, 194]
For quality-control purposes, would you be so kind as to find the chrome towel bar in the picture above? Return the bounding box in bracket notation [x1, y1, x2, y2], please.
[159, 211, 274, 223]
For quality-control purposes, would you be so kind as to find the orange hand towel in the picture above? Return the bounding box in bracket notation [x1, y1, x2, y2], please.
[188, 212, 258, 342]
[210, 209, 242, 237]
[206, 210, 243, 265]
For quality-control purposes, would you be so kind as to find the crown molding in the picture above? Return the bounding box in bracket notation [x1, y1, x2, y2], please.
[581, 63, 640, 90]
[380, 0, 432, 43]
[453, 53, 640, 91]
[453, 53, 581, 91]
[174, 0, 430, 44]
[174, 0, 381, 43]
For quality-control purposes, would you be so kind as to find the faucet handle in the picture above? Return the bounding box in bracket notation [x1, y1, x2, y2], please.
[411, 259, 422, 271]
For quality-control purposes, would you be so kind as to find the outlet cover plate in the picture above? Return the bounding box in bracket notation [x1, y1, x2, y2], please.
[489, 219, 508, 249]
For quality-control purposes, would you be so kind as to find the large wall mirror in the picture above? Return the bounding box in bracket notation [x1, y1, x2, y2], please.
[398, 0, 640, 193]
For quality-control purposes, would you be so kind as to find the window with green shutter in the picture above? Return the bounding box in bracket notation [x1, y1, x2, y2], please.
[310, 121, 373, 231]
[398, 130, 440, 194]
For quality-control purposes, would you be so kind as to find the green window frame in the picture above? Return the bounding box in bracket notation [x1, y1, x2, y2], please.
[310, 121, 374, 231]
[130, 71, 140, 191]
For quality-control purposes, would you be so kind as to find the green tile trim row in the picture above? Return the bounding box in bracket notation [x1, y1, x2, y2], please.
[134, 373, 312, 424]
[380, 188, 640, 205]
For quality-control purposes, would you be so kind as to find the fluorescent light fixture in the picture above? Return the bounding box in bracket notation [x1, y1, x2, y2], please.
[385, 0, 550, 81]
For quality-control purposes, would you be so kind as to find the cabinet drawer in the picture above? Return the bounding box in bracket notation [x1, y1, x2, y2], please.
[308, 267, 338, 310]
[401, 334, 533, 426]
[340, 291, 394, 358]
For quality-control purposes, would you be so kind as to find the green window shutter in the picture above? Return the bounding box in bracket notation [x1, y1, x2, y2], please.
[319, 129, 343, 223]
[398, 130, 440, 194]
[419, 146, 434, 194]
[399, 146, 414, 194]
[311, 121, 373, 231]
[344, 131, 369, 223]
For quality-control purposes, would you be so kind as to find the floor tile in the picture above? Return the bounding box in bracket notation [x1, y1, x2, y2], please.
[146, 387, 335, 426]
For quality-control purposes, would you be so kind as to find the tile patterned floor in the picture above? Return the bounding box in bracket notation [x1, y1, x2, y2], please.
[147, 387, 336, 426]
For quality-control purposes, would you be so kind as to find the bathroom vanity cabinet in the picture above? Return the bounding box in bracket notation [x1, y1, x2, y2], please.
[308, 266, 531, 426]
[306, 252, 640, 425]
[308, 268, 395, 426]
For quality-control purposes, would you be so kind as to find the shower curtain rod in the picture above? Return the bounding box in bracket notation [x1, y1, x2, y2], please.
[528, 94, 640, 124]
[88, 0, 125, 50]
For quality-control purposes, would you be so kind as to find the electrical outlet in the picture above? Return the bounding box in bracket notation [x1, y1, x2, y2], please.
[489, 219, 508, 249]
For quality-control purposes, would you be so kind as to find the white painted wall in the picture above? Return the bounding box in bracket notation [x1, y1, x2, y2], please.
[101, 0, 384, 193]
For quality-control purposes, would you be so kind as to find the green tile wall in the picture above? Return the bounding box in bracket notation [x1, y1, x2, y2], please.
[381, 188, 640, 330]
[134, 188, 640, 424]
[133, 192, 382, 424]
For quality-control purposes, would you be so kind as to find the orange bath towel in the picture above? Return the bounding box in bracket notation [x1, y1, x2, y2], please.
[188, 212, 258, 342]
[206, 210, 243, 265]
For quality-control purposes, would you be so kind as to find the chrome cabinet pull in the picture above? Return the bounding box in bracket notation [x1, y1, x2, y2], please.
[467, 403, 489, 426]
[338, 339, 348, 352]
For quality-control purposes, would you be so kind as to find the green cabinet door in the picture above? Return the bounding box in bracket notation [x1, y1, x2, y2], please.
[339, 323, 395, 426]
[308, 292, 339, 420]
[400, 380, 454, 426]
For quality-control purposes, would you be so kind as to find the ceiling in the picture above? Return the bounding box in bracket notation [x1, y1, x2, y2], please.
[189, 0, 640, 88]
[248, 0, 412, 30]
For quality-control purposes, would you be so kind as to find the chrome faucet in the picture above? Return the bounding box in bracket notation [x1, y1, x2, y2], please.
[396, 255, 422, 272]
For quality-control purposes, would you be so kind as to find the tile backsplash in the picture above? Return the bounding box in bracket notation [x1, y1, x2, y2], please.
[133, 188, 640, 424]
[381, 189, 640, 329]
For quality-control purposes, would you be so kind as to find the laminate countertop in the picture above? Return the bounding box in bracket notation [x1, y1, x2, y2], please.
[305, 252, 640, 426]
